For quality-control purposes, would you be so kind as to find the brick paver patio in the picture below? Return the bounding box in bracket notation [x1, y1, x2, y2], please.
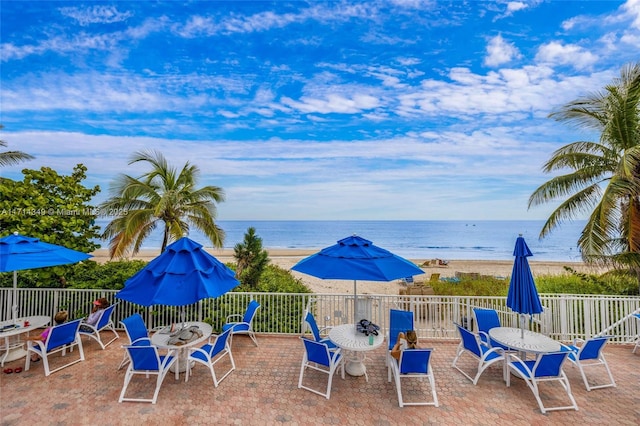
[1, 333, 638, 425]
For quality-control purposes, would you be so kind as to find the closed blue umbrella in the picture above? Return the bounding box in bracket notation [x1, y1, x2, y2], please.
[292, 235, 424, 325]
[116, 237, 239, 307]
[506, 235, 543, 338]
[0, 232, 92, 322]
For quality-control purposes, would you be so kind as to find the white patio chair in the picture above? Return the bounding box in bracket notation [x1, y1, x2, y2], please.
[24, 318, 85, 376]
[389, 348, 439, 407]
[506, 351, 578, 414]
[563, 336, 616, 391]
[298, 337, 344, 399]
[119, 345, 177, 404]
[117, 313, 152, 370]
[472, 307, 511, 351]
[302, 310, 338, 351]
[79, 303, 120, 349]
[452, 322, 505, 385]
[386, 309, 414, 379]
[222, 299, 260, 347]
[187, 327, 235, 387]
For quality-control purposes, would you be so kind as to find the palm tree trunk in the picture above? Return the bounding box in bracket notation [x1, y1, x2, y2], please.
[161, 226, 169, 252]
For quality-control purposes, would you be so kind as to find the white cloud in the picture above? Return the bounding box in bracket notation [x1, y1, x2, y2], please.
[623, 0, 640, 29]
[281, 93, 380, 114]
[484, 34, 522, 67]
[59, 5, 133, 26]
[506, 2, 528, 14]
[1, 18, 165, 62]
[535, 41, 598, 70]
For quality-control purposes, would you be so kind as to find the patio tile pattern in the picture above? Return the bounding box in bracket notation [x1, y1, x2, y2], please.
[1, 333, 639, 425]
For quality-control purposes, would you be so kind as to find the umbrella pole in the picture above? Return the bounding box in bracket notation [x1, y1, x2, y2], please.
[520, 314, 524, 339]
[353, 280, 357, 329]
[12, 271, 18, 323]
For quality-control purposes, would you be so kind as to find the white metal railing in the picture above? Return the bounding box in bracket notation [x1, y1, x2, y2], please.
[1, 288, 639, 344]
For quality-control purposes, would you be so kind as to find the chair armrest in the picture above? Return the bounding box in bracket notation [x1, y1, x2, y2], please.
[130, 337, 152, 346]
[188, 345, 209, 358]
[225, 314, 243, 322]
[559, 343, 575, 352]
[478, 331, 490, 342]
[27, 340, 46, 352]
[317, 325, 333, 336]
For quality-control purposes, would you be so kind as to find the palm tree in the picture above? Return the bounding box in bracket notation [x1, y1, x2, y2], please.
[0, 125, 35, 167]
[100, 150, 226, 259]
[529, 62, 640, 274]
[234, 227, 270, 289]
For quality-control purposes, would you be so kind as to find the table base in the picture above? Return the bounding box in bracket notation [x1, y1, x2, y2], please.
[170, 357, 194, 374]
[345, 360, 365, 376]
[2, 345, 27, 365]
[344, 352, 369, 381]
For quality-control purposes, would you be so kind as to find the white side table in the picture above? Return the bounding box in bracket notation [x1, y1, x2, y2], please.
[0, 316, 51, 366]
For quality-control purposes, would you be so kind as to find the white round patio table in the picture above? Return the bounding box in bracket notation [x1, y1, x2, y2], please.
[0, 315, 50, 366]
[151, 321, 212, 379]
[489, 327, 561, 354]
[328, 323, 384, 381]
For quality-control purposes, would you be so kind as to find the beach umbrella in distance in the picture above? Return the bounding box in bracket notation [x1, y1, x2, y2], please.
[506, 235, 543, 338]
[0, 232, 92, 322]
[116, 236, 239, 307]
[291, 235, 424, 326]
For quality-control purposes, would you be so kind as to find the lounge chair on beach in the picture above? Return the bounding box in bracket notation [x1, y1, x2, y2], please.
[399, 276, 415, 285]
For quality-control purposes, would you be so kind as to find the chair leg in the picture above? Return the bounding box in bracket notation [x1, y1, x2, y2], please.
[249, 331, 259, 347]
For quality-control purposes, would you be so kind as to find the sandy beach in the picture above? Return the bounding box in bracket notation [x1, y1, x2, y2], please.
[91, 248, 608, 295]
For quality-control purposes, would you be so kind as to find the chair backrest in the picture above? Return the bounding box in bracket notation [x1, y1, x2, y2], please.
[304, 311, 322, 341]
[454, 323, 482, 358]
[578, 336, 610, 361]
[125, 345, 161, 372]
[120, 313, 149, 343]
[533, 352, 569, 378]
[473, 308, 501, 334]
[399, 349, 433, 374]
[301, 337, 332, 367]
[243, 300, 261, 323]
[45, 319, 82, 351]
[95, 304, 117, 329]
[389, 309, 414, 350]
[209, 328, 233, 357]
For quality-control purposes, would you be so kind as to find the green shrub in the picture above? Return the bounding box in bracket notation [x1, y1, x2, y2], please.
[432, 270, 639, 296]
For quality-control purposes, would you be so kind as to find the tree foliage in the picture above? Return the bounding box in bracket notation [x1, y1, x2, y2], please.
[0, 164, 101, 286]
[529, 62, 640, 291]
[0, 125, 35, 167]
[234, 227, 270, 289]
[0, 164, 101, 253]
[99, 150, 226, 259]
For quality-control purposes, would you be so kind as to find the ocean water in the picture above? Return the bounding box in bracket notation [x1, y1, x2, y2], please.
[93, 220, 585, 262]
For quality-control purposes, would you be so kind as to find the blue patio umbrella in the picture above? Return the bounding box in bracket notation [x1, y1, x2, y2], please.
[116, 236, 239, 307]
[506, 235, 543, 338]
[291, 235, 424, 325]
[0, 232, 92, 322]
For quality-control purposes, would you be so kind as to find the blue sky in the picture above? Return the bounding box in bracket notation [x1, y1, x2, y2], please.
[1, 1, 639, 221]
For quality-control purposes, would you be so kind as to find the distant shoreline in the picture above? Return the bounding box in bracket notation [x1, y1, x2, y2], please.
[91, 248, 607, 295]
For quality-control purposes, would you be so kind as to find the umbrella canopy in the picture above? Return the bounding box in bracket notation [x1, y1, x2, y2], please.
[506, 235, 543, 337]
[116, 237, 239, 307]
[0, 232, 92, 321]
[291, 235, 424, 324]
